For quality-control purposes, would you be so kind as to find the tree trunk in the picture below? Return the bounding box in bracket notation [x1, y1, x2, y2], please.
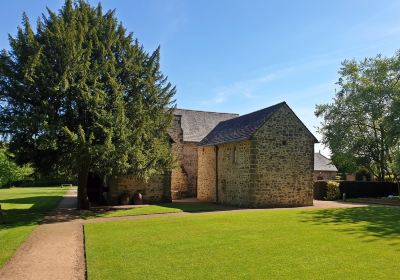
[77, 165, 90, 210]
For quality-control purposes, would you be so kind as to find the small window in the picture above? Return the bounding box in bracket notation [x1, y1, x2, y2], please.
[233, 147, 237, 163]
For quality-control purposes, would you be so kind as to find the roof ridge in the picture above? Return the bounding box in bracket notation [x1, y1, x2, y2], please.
[175, 108, 239, 115]
[200, 102, 287, 146]
[315, 152, 331, 160]
[235, 101, 286, 118]
[211, 101, 286, 127]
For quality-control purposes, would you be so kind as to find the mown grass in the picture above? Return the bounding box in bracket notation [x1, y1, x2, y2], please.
[85, 206, 400, 280]
[348, 197, 400, 206]
[0, 187, 68, 267]
[81, 202, 226, 219]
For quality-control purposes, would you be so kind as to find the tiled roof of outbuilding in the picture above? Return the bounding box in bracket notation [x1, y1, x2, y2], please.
[314, 153, 338, 172]
[200, 102, 286, 146]
[174, 108, 238, 142]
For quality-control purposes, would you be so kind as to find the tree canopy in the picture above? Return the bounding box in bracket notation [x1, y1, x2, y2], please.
[315, 51, 400, 181]
[0, 0, 176, 208]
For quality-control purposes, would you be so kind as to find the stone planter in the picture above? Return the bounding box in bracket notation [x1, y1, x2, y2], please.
[119, 192, 130, 205]
[133, 192, 143, 205]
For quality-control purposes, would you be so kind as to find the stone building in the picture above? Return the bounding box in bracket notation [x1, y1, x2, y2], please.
[107, 102, 317, 207]
[198, 102, 317, 207]
[313, 152, 338, 181]
[107, 109, 237, 204]
[170, 109, 238, 199]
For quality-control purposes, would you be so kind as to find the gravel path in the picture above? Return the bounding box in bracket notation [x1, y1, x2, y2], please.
[0, 189, 85, 280]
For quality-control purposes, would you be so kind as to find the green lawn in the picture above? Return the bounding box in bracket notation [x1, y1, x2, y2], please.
[82, 202, 226, 219]
[85, 206, 400, 280]
[0, 187, 68, 267]
[349, 197, 400, 206]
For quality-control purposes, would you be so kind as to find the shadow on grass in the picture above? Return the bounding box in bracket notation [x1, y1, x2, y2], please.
[81, 202, 237, 219]
[0, 195, 65, 229]
[0, 196, 64, 210]
[156, 202, 235, 213]
[300, 206, 400, 241]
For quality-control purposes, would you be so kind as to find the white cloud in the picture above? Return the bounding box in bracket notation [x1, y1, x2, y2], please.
[202, 67, 294, 105]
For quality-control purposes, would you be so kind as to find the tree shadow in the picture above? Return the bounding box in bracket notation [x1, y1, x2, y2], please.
[0, 196, 64, 210]
[156, 202, 236, 213]
[0, 195, 65, 229]
[299, 206, 400, 243]
[80, 202, 238, 220]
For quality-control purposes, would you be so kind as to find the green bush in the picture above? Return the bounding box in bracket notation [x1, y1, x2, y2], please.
[325, 180, 341, 200]
[313, 181, 327, 200]
[0, 148, 33, 187]
[314, 180, 399, 200]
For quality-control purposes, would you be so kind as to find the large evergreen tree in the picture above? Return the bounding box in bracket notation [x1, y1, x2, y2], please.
[0, 0, 176, 209]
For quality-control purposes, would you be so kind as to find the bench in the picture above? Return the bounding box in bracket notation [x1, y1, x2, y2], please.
[61, 184, 73, 188]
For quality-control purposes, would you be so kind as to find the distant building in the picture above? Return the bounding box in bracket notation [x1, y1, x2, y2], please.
[314, 152, 338, 181]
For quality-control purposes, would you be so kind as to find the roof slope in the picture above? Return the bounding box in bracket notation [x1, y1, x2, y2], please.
[314, 153, 338, 172]
[174, 109, 238, 142]
[200, 102, 286, 146]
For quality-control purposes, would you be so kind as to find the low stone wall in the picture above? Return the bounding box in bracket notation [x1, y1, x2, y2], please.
[314, 171, 337, 181]
[108, 174, 171, 205]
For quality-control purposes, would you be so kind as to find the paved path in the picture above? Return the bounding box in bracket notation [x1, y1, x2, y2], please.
[0, 189, 85, 280]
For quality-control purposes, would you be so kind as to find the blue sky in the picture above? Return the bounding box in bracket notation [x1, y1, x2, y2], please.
[1, 1, 400, 155]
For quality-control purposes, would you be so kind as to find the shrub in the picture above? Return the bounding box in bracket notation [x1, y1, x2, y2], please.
[0, 148, 33, 187]
[313, 181, 327, 200]
[325, 180, 341, 200]
[313, 180, 399, 200]
[339, 181, 398, 198]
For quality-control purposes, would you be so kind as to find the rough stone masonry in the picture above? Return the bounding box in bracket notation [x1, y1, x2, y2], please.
[109, 102, 317, 207]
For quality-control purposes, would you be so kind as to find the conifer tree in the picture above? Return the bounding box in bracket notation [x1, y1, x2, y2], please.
[0, 0, 176, 209]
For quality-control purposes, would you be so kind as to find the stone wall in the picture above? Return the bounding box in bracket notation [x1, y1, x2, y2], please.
[197, 146, 217, 201]
[314, 171, 337, 181]
[197, 105, 314, 208]
[169, 115, 200, 199]
[107, 114, 185, 204]
[108, 174, 170, 205]
[181, 142, 198, 197]
[249, 105, 314, 207]
[169, 115, 190, 199]
[217, 141, 251, 207]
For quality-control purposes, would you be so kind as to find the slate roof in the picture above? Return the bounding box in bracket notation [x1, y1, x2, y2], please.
[174, 109, 238, 142]
[314, 153, 338, 172]
[200, 102, 287, 146]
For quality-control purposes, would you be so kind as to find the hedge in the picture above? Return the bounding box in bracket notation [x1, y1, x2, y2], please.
[1, 179, 77, 188]
[314, 181, 399, 200]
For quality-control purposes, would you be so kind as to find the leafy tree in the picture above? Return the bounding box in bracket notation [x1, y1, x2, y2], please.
[316, 51, 400, 181]
[0, 0, 176, 209]
[0, 147, 33, 187]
